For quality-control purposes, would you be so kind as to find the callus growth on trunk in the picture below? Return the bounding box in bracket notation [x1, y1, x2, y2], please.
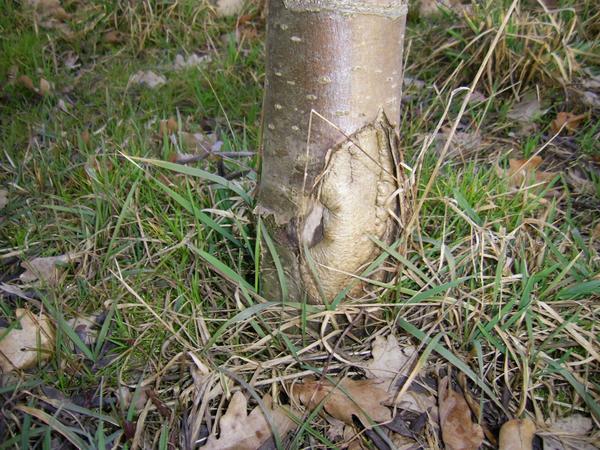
[257, 0, 409, 304]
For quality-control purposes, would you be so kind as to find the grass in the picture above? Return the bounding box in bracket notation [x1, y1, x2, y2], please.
[1, 0, 599, 448]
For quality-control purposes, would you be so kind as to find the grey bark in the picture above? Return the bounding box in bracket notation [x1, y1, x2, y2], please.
[257, 0, 409, 304]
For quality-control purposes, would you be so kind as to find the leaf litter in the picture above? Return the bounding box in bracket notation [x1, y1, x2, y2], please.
[0, 308, 54, 372]
[20, 253, 78, 285]
[129, 71, 167, 89]
[203, 391, 297, 450]
[499, 419, 536, 450]
[438, 376, 484, 450]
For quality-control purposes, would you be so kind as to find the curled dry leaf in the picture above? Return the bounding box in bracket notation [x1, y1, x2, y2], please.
[81, 130, 91, 146]
[20, 253, 78, 285]
[67, 313, 101, 346]
[435, 128, 482, 158]
[18, 75, 37, 93]
[291, 376, 391, 427]
[499, 419, 536, 450]
[0, 309, 54, 372]
[363, 335, 436, 417]
[506, 156, 558, 190]
[550, 112, 586, 135]
[103, 30, 127, 44]
[542, 415, 597, 450]
[438, 376, 484, 450]
[508, 93, 545, 125]
[159, 117, 179, 135]
[202, 391, 297, 450]
[129, 71, 166, 89]
[39, 78, 51, 96]
[117, 386, 148, 412]
[0, 189, 7, 209]
[365, 335, 417, 385]
[173, 53, 210, 70]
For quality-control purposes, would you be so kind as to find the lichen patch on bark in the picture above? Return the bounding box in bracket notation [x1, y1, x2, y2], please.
[299, 112, 399, 303]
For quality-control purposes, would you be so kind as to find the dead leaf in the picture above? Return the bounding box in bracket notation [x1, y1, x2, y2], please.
[508, 93, 546, 134]
[25, 0, 70, 21]
[62, 51, 80, 70]
[81, 130, 90, 146]
[0, 189, 7, 209]
[550, 112, 586, 134]
[541, 415, 597, 450]
[499, 419, 536, 450]
[0, 308, 54, 372]
[173, 53, 210, 70]
[39, 78, 51, 96]
[18, 75, 37, 93]
[159, 118, 179, 135]
[20, 253, 78, 285]
[581, 91, 600, 109]
[508, 93, 544, 123]
[117, 386, 148, 412]
[203, 391, 296, 450]
[506, 156, 558, 189]
[129, 71, 166, 89]
[214, 0, 244, 17]
[179, 131, 220, 155]
[365, 335, 417, 387]
[291, 377, 391, 427]
[103, 30, 127, 44]
[67, 313, 101, 347]
[438, 376, 484, 450]
[435, 128, 482, 158]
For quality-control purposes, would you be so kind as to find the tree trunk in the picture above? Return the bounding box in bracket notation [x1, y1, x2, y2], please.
[257, 0, 409, 304]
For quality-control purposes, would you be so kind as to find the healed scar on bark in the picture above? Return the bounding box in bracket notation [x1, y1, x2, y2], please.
[298, 111, 400, 303]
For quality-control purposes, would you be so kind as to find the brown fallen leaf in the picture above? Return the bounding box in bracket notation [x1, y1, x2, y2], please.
[365, 335, 417, 385]
[0, 308, 54, 372]
[291, 376, 391, 427]
[541, 415, 597, 450]
[81, 130, 90, 146]
[550, 112, 586, 135]
[20, 253, 78, 285]
[203, 391, 297, 450]
[25, 0, 70, 21]
[507, 156, 558, 190]
[362, 335, 436, 417]
[103, 30, 127, 44]
[18, 75, 37, 93]
[508, 93, 544, 124]
[39, 78, 51, 96]
[159, 117, 179, 135]
[438, 376, 484, 450]
[499, 419, 536, 450]
[117, 386, 148, 412]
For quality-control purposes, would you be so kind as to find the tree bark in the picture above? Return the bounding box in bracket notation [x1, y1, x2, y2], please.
[257, 0, 409, 304]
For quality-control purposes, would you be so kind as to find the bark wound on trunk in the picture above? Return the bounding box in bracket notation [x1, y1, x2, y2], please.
[257, 0, 408, 304]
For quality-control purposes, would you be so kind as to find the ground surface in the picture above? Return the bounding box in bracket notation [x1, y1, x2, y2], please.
[0, 0, 599, 449]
